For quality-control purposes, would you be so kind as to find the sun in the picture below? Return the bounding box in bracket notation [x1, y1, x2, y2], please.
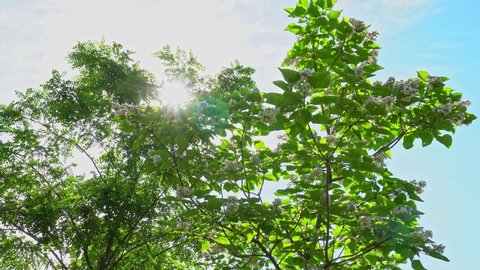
[159, 80, 192, 107]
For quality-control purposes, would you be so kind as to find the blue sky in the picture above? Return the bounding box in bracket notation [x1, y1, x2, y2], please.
[0, 0, 478, 269]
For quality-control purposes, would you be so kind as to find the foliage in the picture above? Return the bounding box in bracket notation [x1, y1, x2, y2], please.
[0, 1, 475, 269]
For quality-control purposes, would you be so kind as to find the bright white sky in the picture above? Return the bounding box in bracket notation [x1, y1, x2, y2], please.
[0, 0, 439, 103]
[1, 1, 479, 270]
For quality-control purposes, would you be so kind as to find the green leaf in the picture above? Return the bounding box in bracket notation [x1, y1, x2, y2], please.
[264, 92, 284, 106]
[260, 223, 274, 235]
[435, 134, 452, 148]
[273, 80, 291, 92]
[200, 240, 210, 252]
[411, 260, 427, 270]
[204, 197, 224, 210]
[417, 71, 429, 81]
[316, 0, 337, 9]
[215, 236, 231, 246]
[279, 68, 300, 83]
[285, 23, 303, 34]
[418, 131, 433, 147]
[428, 251, 449, 262]
[365, 254, 377, 265]
[327, 10, 342, 20]
[310, 95, 337, 105]
[308, 71, 331, 88]
[307, 3, 320, 17]
[403, 134, 415, 149]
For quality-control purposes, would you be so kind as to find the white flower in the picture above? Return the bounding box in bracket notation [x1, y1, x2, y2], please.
[345, 202, 356, 211]
[223, 160, 241, 172]
[259, 108, 278, 124]
[299, 69, 314, 80]
[176, 186, 192, 198]
[177, 222, 189, 230]
[311, 167, 323, 178]
[358, 216, 372, 229]
[431, 243, 446, 254]
[326, 134, 339, 145]
[365, 30, 379, 42]
[383, 96, 396, 107]
[277, 134, 289, 141]
[350, 18, 365, 32]
[410, 180, 426, 194]
[367, 49, 379, 64]
[203, 252, 212, 260]
[411, 227, 433, 242]
[353, 66, 364, 77]
[454, 100, 471, 110]
[392, 206, 411, 215]
[225, 196, 240, 214]
[249, 154, 261, 165]
[400, 84, 418, 102]
[385, 77, 396, 87]
[434, 104, 452, 116]
[427, 76, 443, 88]
[272, 198, 282, 207]
[153, 155, 162, 165]
[373, 152, 387, 167]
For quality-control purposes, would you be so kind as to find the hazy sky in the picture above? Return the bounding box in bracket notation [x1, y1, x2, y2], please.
[1, 1, 479, 269]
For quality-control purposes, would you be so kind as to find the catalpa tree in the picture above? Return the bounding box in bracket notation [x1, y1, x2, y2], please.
[0, 0, 475, 269]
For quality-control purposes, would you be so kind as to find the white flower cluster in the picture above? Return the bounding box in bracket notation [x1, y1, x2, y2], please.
[112, 102, 138, 114]
[399, 79, 420, 101]
[353, 65, 364, 77]
[367, 49, 379, 65]
[153, 155, 163, 165]
[222, 160, 242, 173]
[363, 96, 396, 108]
[277, 133, 289, 141]
[292, 69, 314, 95]
[345, 201, 356, 211]
[259, 108, 278, 124]
[431, 243, 446, 254]
[350, 18, 365, 32]
[358, 216, 372, 229]
[177, 221, 189, 230]
[381, 77, 420, 102]
[365, 30, 379, 42]
[250, 87, 260, 94]
[272, 198, 282, 207]
[392, 206, 411, 215]
[410, 180, 426, 194]
[176, 185, 192, 198]
[411, 226, 433, 242]
[249, 154, 261, 165]
[427, 75, 443, 88]
[326, 134, 339, 145]
[299, 69, 314, 80]
[225, 196, 240, 214]
[373, 152, 387, 167]
[433, 104, 452, 116]
[310, 167, 323, 178]
[202, 252, 212, 261]
[385, 77, 396, 87]
[454, 100, 471, 110]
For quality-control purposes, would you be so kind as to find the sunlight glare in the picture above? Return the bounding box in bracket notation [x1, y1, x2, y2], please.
[159, 80, 192, 107]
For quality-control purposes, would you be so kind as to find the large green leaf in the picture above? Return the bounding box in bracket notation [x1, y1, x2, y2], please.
[279, 68, 300, 83]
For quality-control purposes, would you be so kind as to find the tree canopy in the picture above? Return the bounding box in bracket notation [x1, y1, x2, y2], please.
[0, 0, 475, 269]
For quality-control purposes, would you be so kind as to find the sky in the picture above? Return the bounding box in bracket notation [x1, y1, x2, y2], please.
[1, 0, 479, 269]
